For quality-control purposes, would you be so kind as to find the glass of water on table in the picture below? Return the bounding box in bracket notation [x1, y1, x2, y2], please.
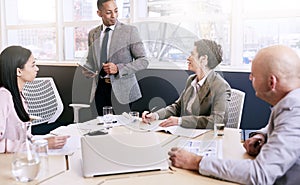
[103, 106, 114, 129]
[129, 111, 140, 123]
[129, 111, 140, 131]
[213, 111, 225, 137]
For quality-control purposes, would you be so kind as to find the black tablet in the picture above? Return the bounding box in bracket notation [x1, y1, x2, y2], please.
[77, 63, 96, 75]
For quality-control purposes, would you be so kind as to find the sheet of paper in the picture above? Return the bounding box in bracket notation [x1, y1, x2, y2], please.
[117, 113, 210, 138]
[138, 119, 210, 138]
[48, 135, 81, 155]
[178, 139, 217, 157]
[33, 133, 81, 156]
[50, 125, 82, 136]
[154, 125, 210, 138]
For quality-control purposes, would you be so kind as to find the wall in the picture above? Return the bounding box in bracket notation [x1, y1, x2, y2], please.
[37, 65, 270, 131]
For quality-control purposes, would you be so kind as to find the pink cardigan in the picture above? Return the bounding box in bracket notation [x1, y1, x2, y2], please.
[0, 87, 28, 153]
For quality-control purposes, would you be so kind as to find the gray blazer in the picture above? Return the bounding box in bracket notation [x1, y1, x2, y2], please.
[86, 21, 149, 104]
[156, 72, 231, 129]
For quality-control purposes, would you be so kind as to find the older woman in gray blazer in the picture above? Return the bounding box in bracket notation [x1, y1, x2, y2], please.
[142, 39, 231, 129]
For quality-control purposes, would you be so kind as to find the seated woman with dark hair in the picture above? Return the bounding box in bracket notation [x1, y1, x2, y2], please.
[142, 39, 231, 129]
[0, 45, 69, 153]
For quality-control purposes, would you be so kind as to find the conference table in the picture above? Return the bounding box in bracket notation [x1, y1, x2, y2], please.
[0, 153, 66, 185]
[1, 118, 253, 185]
[46, 118, 252, 185]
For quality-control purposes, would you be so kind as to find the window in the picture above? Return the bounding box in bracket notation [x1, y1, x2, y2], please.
[7, 28, 57, 60]
[63, 0, 98, 22]
[243, 18, 300, 64]
[0, 0, 299, 71]
[242, 0, 300, 65]
[4, 0, 56, 60]
[135, 0, 231, 68]
[7, 0, 55, 25]
[63, 0, 130, 60]
[1, 0, 130, 61]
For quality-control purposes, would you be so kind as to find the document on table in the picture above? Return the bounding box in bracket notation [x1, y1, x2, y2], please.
[32, 133, 81, 155]
[48, 135, 81, 155]
[150, 121, 210, 138]
[177, 139, 218, 157]
[117, 113, 210, 138]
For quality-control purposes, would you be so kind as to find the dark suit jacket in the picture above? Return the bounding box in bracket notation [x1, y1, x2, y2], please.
[156, 72, 231, 129]
[86, 21, 149, 104]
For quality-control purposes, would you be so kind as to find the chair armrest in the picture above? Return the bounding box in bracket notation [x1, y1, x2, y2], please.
[69, 104, 90, 123]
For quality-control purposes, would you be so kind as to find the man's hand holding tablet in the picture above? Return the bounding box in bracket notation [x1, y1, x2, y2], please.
[78, 63, 98, 78]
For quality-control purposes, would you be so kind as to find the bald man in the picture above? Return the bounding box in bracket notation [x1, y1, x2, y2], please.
[168, 45, 300, 185]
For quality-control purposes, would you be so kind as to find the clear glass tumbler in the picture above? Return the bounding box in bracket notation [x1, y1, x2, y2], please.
[34, 139, 49, 179]
[103, 106, 114, 128]
[213, 111, 225, 137]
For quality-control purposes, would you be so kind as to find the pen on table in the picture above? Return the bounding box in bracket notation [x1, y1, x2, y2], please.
[37, 170, 65, 184]
[65, 155, 69, 170]
[145, 106, 157, 125]
[145, 112, 152, 125]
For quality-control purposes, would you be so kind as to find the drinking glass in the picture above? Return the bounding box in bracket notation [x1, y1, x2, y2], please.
[34, 139, 49, 178]
[103, 106, 114, 127]
[129, 111, 140, 123]
[213, 111, 225, 137]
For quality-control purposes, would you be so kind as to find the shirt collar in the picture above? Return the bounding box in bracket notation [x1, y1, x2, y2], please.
[103, 24, 115, 32]
[191, 70, 212, 87]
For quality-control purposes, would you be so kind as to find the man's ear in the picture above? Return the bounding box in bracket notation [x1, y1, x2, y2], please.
[269, 75, 277, 90]
[97, 10, 102, 18]
[16, 68, 22, 77]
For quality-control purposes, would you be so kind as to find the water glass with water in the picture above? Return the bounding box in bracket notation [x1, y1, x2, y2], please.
[213, 111, 225, 137]
[34, 139, 49, 178]
[129, 111, 140, 123]
[103, 106, 114, 127]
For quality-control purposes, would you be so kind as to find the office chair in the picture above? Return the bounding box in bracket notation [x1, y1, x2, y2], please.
[23, 77, 89, 125]
[69, 103, 90, 123]
[226, 88, 245, 129]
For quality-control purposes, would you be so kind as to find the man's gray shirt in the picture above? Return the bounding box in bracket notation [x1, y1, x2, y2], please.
[200, 88, 300, 185]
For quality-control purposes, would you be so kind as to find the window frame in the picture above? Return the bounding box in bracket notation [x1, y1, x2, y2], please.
[0, 0, 299, 72]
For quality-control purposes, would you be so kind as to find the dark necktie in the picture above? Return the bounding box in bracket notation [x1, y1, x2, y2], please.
[100, 27, 111, 77]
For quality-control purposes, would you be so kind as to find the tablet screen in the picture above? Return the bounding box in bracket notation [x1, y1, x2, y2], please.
[77, 63, 96, 74]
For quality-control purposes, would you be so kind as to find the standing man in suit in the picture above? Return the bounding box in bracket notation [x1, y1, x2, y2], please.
[84, 0, 149, 115]
[168, 45, 300, 185]
[142, 39, 231, 129]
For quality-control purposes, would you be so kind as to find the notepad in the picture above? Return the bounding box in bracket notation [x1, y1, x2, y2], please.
[117, 113, 210, 138]
[154, 125, 210, 138]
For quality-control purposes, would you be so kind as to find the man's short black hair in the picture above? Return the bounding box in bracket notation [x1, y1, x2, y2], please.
[97, 0, 114, 10]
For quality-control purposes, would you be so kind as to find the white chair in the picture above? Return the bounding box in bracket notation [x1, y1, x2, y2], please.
[23, 77, 89, 125]
[69, 103, 90, 123]
[226, 88, 245, 129]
